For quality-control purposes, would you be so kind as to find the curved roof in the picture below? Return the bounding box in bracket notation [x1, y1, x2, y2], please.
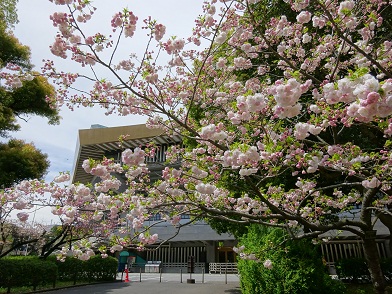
[71, 124, 182, 184]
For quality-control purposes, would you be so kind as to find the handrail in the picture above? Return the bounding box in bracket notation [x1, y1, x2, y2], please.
[209, 263, 238, 274]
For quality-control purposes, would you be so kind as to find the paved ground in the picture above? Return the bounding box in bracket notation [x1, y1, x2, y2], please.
[41, 273, 241, 294]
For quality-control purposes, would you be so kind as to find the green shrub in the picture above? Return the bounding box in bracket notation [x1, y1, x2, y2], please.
[84, 255, 118, 282]
[381, 257, 392, 283]
[237, 225, 346, 294]
[0, 256, 57, 292]
[0, 258, 20, 292]
[335, 258, 371, 283]
[335, 257, 392, 284]
[47, 255, 84, 284]
[0, 254, 117, 293]
[47, 254, 117, 283]
[27, 258, 58, 290]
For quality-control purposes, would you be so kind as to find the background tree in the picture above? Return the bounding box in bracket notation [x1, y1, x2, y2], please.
[0, 139, 49, 188]
[0, 21, 60, 136]
[0, 0, 63, 259]
[0, 219, 44, 257]
[0, 0, 59, 181]
[0, 0, 18, 28]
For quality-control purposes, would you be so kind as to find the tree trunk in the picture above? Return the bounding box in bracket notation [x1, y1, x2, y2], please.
[363, 230, 387, 294]
[376, 212, 392, 255]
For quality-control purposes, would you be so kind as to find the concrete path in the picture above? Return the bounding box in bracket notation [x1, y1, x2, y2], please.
[41, 273, 241, 294]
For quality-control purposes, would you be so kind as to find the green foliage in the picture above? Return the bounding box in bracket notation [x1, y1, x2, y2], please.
[6, 75, 60, 123]
[381, 258, 392, 282]
[84, 255, 118, 282]
[335, 257, 392, 284]
[0, 255, 118, 292]
[0, 75, 60, 136]
[207, 218, 249, 238]
[47, 256, 84, 284]
[48, 255, 118, 283]
[0, 139, 49, 187]
[0, 19, 29, 69]
[0, 256, 57, 291]
[335, 258, 370, 283]
[0, 11, 60, 140]
[0, 99, 19, 136]
[0, 0, 19, 28]
[237, 225, 345, 294]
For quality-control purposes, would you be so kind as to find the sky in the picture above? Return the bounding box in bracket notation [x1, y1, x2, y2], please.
[9, 0, 205, 224]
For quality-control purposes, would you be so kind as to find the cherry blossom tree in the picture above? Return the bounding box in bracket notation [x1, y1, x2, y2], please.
[0, 219, 42, 257]
[0, 175, 121, 259]
[3, 0, 392, 292]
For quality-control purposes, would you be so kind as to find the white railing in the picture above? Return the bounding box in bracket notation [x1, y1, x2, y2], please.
[209, 263, 238, 274]
[162, 262, 202, 268]
[130, 262, 205, 269]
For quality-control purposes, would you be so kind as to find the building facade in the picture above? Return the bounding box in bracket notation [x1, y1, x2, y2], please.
[71, 123, 391, 274]
[71, 124, 237, 273]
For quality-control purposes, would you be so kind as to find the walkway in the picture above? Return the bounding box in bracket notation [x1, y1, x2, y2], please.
[41, 273, 241, 294]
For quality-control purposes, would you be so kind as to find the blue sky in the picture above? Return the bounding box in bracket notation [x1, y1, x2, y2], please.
[10, 0, 204, 223]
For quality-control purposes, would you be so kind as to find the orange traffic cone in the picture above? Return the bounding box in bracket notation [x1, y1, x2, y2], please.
[124, 268, 130, 282]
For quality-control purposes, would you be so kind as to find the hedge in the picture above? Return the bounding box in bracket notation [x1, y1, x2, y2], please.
[0, 256, 57, 293]
[47, 255, 84, 284]
[83, 255, 118, 282]
[0, 255, 118, 293]
[48, 255, 118, 283]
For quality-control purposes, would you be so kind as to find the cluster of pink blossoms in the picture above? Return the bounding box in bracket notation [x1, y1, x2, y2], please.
[271, 79, 312, 118]
[111, 11, 138, 38]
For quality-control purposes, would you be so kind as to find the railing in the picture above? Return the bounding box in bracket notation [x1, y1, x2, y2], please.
[162, 262, 204, 268]
[129, 262, 205, 271]
[321, 239, 389, 264]
[128, 262, 238, 274]
[320, 239, 390, 275]
[209, 263, 238, 274]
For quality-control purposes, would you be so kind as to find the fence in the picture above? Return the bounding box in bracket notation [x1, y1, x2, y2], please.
[320, 239, 390, 274]
[209, 263, 238, 274]
[129, 262, 206, 273]
[321, 239, 389, 264]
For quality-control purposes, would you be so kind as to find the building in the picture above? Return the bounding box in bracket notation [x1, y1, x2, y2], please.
[71, 124, 237, 273]
[71, 123, 391, 275]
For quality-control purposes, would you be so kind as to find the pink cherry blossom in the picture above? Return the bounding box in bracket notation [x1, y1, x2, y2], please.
[296, 11, 311, 24]
[154, 23, 166, 41]
[263, 259, 273, 270]
[122, 148, 146, 166]
[17, 212, 29, 222]
[362, 177, 381, 189]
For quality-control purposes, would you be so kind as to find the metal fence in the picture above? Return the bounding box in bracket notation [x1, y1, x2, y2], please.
[209, 263, 238, 274]
[320, 239, 389, 264]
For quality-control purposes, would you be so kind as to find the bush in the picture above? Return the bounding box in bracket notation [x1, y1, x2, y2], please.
[0, 256, 57, 292]
[382, 258, 392, 282]
[0, 258, 20, 292]
[336, 257, 392, 284]
[47, 255, 117, 283]
[27, 258, 58, 290]
[335, 258, 371, 283]
[0, 254, 118, 293]
[84, 255, 118, 282]
[47, 255, 84, 284]
[237, 225, 346, 294]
